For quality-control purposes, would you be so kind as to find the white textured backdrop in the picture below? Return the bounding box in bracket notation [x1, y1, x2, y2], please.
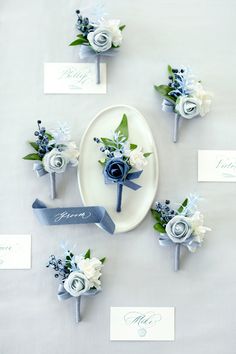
[0, 0, 236, 353]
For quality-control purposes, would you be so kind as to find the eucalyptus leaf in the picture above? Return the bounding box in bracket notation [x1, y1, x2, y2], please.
[84, 249, 91, 259]
[22, 153, 41, 161]
[115, 114, 128, 140]
[153, 222, 166, 233]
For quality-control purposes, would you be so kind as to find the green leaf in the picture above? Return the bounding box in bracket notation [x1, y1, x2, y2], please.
[177, 198, 188, 213]
[29, 141, 39, 151]
[153, 222, 166, 233]
[143, 152, 152, 158]
[22, 153, 41, 161]
[130, 143, 137, 150]
[167, 64, 173, 76]
[69, 38, 87, 46]
[115, 114, 128, 141]
[151, 209, 162, 222]
[98, 159, 106, 166]
[100, 257, 106, 264]
[119, 25, 126, 31]
[45, 132, 54, 140]
[154, 84, 172, 96]
[100, 138, 117, 148]
[84, 249, 91, 259]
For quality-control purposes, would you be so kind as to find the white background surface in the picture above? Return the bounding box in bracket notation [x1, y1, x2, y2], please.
[0, 0, 236, 353]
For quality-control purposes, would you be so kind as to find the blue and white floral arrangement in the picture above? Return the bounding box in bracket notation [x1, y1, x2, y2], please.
[94, 114, 151, 212]
[154, 65, 213, 142]
[47, 248, 105, 323]
[151, 195, 211, 271]
[23, 120, 79, 199]
[69, 9, 125, 84]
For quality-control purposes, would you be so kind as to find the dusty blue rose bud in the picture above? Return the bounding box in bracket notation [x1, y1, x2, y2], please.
[165, 215, 193, 243]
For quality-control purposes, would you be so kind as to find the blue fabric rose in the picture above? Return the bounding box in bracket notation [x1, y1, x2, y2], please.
[103, 158, 130, 184]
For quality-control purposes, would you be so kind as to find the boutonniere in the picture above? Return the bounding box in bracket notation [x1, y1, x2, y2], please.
[69, 9, 125, 84]
[154, 65, 213, 142]
[23, 120, 79, 199]
[47, 248, 105, 323]
[151, 195, 211, 271]
[94, 114, 151, 213]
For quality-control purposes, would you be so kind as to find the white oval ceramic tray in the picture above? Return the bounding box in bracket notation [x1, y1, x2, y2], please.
[78, 105, 159, 233]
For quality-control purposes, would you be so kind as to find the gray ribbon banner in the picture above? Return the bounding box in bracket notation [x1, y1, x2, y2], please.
[32, 199, 115, 234]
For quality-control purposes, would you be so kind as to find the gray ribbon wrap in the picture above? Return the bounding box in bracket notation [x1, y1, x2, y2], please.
[57, 284, 99, 323]
[159, 233, 201, 271]
[79, 45, 116, 59]
[33, 161, 47, 177]
[32, 199, 115, 234]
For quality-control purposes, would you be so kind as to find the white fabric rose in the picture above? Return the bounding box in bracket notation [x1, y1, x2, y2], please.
[43, 148, 68, 174]
[63, 141, 79, 167]
[166, 215, 193, 243]
[129, 147, 147, 170]
[186, 211, 211, 243]
[64, 271, 90, 297]
[87, 27, 112, 52]
[175, 96, 201, 119]
[193, 82, 213, 117]
[100, 19, 122, 47]
[76, 257, 102, 290]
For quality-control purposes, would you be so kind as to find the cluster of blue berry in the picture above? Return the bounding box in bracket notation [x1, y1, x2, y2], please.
[76, 9, 94, 38]
[155, 200, 177, 227]
[46, 254, 71, 280]
[93, 137, 116, 159]
[168, 68, 189, 99]
[34, 120, 53, 159]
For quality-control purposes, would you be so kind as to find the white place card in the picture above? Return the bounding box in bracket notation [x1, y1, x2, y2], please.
[198, 150, 236, 182]
[0, 235, 31, 269]
[110, 307, 175, 341]
[44, 63, 106, 94]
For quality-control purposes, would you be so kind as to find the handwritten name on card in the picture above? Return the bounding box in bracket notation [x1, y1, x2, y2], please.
[110, 307, 175, 341]
[198, 150, 236, 182]
[44, 63, 106, 94]
[0, 235, 31, 269]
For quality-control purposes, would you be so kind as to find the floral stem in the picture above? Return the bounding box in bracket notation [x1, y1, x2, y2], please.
[49, 172, 56, 199]
[116, 183, 123, 212]
[174, 244, 181, 272]
[96, 54, 101, 84]
[173, 113, 180, 143]
[75, 296, 81, 323]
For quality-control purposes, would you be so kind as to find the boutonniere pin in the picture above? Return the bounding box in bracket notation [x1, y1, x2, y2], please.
[151, 195, 211, 271]
[94, 114, 151, 212]
[69, 9, 125, 84]
[23, 121, 79, 199]
[47, 248, 105, 323]
[154, 65, 213, 142]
